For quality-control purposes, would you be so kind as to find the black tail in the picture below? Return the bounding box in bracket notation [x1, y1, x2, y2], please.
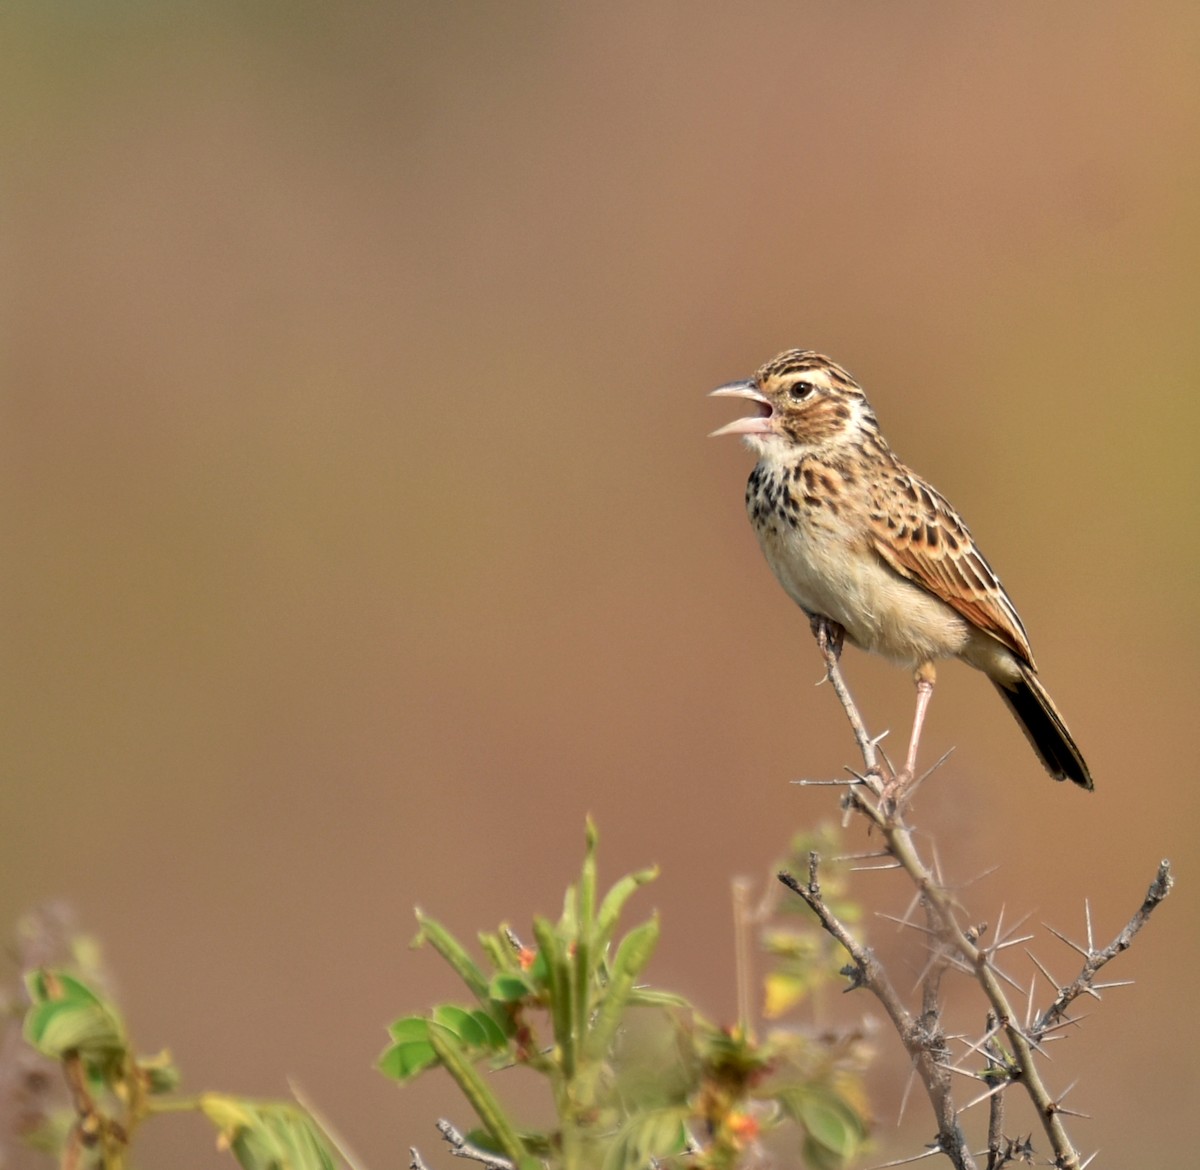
[993, 665, 1093, 789]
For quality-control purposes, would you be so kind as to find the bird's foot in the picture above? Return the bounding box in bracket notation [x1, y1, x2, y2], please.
[878, 767, 913, 818]
[809, 614, 846, 662]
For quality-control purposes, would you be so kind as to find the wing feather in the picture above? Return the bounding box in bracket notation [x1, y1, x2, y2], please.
[867, 470, 1035, 666]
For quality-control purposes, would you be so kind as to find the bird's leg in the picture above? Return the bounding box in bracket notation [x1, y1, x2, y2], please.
[902, 662, 937, 784]
[880, 662, 937, 808]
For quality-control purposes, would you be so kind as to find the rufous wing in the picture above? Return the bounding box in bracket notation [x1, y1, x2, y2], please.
[867, 471, 1036, 667]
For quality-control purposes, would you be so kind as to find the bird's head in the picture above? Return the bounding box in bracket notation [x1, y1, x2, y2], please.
[709, 350, 876, 460]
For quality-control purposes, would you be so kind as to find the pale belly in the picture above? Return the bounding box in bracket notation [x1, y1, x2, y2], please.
[754, 508, 973, 669]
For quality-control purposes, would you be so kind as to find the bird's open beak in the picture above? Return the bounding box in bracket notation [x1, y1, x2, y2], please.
[708, 382, 774, 437]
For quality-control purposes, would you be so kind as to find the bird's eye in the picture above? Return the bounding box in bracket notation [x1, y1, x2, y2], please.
[787, 381, 815, 401]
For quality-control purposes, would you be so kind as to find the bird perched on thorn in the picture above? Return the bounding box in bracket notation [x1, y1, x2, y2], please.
[710, 349, 1092, 791]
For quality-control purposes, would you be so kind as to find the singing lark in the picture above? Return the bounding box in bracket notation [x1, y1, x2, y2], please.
[710, 349, 1093, 790]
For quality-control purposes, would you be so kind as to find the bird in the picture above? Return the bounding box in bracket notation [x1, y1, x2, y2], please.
[709, 348, 1092, 790]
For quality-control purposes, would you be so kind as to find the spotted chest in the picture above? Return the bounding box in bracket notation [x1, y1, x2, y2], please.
[743, 455, 867, 617]
[744, 457, 858, 542]
[741, 452, 971, 665]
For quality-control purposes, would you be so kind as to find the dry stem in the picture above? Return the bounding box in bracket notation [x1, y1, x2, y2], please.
[780, 619, 1173, 1170]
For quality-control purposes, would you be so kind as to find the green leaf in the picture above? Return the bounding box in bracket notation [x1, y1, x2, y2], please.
[800, 1092, 862, 1154]
[781, 1087, 865, 1167]
[23, 972, 125, 1061]
[378, 1039, 439, 1081]
[24, 971, 104, 1007]
[477, 931, 510, 971]
[413, 911, 490, 1004]
[602, 1106, 689, 1170]
[802, 1134, 836, 1170]
[595, 866, 659, 956]
[387, 1016, 430, 1043]
[585, 916, 659, 1063]
[625, 986, 690, 1010]
[526, 947, 550, 987]
[200, 1096, 337, 1170]
[24, 999, 121, 1058]
[614, 918, 660, 984]
[488, 972, 535, 1003]
[378, 1018, 438, 1081]
[471, 1010, 509, 1050]
[433, 1005, 486, 1048]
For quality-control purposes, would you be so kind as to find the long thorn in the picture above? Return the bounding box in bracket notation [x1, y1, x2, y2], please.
[960, 1078, 1011, 1114]
[859, 1146, 946, 1168]
[1024, 949, 1061, 991]
[896, 1066, 917, 1128]
[876, 912, 937, 936]
[1043, 922, 1090, 957]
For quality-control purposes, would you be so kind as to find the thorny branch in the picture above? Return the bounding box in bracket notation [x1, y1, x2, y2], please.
[779, 618, 1173, 1170]
[410, 1120, 516, 1170]
[779, 863, 971, 1167]
[1032, 862, 1173, 1040]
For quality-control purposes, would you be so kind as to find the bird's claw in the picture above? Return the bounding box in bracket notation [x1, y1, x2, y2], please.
[878, 768, 914, 817]
[809, 615, 845, 661]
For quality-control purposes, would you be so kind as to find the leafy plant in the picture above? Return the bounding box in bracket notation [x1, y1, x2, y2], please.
[6, 822, 870, 1170]
[382, 820, 869, 1170]
[18, 962, 338, 1170]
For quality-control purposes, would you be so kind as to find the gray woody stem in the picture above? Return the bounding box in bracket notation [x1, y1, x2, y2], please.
[779, 860, 975, 1170]
[779, 621, 1173, 1170]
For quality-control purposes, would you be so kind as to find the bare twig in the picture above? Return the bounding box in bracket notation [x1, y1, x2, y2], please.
[779, 621, 1174, 1170]
[435, 1119, 515, 1170]
[983, 1015, 1007, 1170]
[779, 859, 975, 1170]
[1032, 862, 1173, 1040]
[811, 617, 882, 779]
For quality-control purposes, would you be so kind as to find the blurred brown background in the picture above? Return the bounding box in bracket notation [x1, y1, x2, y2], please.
[3, 2, 1198, 1166]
